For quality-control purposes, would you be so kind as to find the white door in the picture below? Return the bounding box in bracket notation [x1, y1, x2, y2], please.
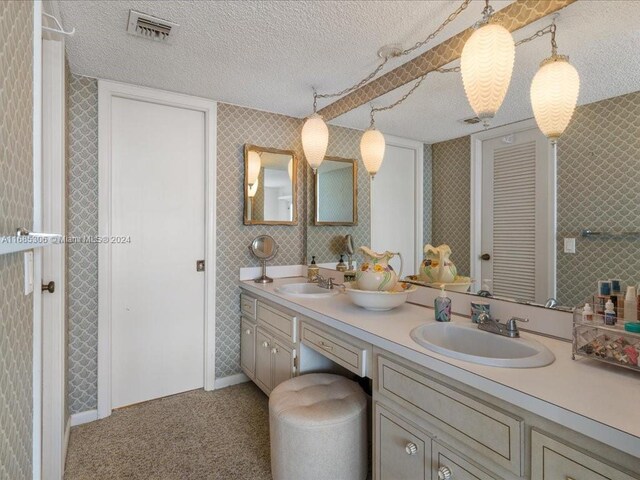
[479, 124, 555, 303]
[371, 136, 423, 275]
[109, 96, 206, 409]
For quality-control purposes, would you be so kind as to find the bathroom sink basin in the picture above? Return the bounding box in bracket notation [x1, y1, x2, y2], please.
[275, 282, 339, 299]
[410, 323, 555, 368]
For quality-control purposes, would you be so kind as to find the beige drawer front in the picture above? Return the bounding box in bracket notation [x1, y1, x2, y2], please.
[375, 403, 430, 480]
[432, 441, 498, 480]
[257, 302, 297, 342]
[531, 431, 638, 480]
[240, 293, 257, 319]
[377, 355, 523, 475]
[301, 322, 368, 377]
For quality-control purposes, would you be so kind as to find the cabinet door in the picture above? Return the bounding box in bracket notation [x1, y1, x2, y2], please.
[375, 404, 430, 480]
[432, 441, 497, 480]
[255, 328, 272, 393]
[240, 318, 256, 379]
[272, 339, 294, 389]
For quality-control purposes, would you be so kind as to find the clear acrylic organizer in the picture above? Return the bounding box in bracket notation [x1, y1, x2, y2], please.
[573, 309, 640, 372]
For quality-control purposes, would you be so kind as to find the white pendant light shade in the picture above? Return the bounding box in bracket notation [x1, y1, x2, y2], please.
[530, 55, 580, 143]
[248, 178, 259, 197]
[360, 128, 385, 178]
[287, 158, 293, 181]
[461, 23, 515, 123]
[247, 151, 261, 186]
[301, 113, 329, 172]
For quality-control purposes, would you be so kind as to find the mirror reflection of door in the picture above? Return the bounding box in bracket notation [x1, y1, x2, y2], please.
[476, 121, 555, 303]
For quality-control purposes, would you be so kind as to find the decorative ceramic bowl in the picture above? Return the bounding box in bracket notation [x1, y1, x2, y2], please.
[425, 279, 473, 293]
[344, 282, 417, 311]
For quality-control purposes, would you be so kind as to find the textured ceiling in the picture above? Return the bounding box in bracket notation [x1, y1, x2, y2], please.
[59, 0, 640, 143]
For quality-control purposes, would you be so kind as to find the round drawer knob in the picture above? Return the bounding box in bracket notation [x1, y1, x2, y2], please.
[405, 442, 418, 456]
[438, 466, 452, 480]
[262, 341, 269, 348]
[245, 329, 251, 335]
[271, 347, 278, 355]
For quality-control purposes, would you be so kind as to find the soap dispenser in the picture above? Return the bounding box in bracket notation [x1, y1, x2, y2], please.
[336, 255, 347, 272]
[307, 256, 319, 282]
[435, 286, 452, 322]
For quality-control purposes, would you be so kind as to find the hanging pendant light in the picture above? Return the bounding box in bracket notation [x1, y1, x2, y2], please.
[287, 158, 293, 181]
[360, 127, 385, 179]
[247, 150, 261, 187]
[461, 1, 515, 126]
[301, 113, 329, 173]
[530, 24, 579, 144]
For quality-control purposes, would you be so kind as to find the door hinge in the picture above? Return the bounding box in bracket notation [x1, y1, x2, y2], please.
[196, 260, 205, 272]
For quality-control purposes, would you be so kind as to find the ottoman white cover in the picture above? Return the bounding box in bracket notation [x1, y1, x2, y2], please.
[269, 373, 368, 480]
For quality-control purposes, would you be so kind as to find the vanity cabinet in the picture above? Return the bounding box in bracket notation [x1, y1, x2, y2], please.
[240, 295, 297, 395]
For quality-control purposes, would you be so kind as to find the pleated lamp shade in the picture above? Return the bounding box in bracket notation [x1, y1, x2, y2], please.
[461, 23, 515, 124]
[530, 55, 580, 143]
[246, 151, 261, 186]
[360, 128, 386, 178]
[301, 113, 329, 172]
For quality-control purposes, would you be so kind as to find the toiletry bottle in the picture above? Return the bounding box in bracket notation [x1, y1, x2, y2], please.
[604, 298, 616, 326]
[435, 286, 452, 322]
[307, 256, 319, 282]
[581, 303, 593, 322]
[624, 286, 638, 321]
[336, 255, 347, 272]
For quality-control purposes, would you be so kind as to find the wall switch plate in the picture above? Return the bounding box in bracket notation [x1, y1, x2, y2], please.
[564, 238, 576, 254]
[24, 251, 34, 294]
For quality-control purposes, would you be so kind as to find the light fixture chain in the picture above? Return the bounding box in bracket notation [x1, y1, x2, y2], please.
[401, 0, 472, 56]
[316, 57, 389, 100]
[514, 23, 554, 48]
[313, 0, 471, 112]
[368, 67, 459, 126]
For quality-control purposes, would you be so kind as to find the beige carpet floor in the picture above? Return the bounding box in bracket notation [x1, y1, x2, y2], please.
[65, 382, 272, 480]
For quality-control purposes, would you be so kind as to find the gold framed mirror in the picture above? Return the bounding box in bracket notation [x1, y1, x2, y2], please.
[244, 144, 297, 225]
[314, 156, 358, 226]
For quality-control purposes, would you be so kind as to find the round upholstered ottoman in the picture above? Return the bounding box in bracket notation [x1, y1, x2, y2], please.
[269, 373, 368, 480]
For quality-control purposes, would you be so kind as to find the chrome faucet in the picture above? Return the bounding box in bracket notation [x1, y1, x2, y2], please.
[477, 313, 529, 338]
[309, 274, 338, 290]
[544, 297, 558, 309]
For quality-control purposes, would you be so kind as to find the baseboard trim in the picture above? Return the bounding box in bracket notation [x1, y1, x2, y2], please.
[63, 417, 70, 470]
[214, 372, 249, 389]
[70, 409, 98, 427]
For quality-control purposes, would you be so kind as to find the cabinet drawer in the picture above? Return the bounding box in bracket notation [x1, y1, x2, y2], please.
[301, 321, 368, 377]
[375, 403, 430, 480]
[240, 293, 257, 319]
[240, 317, 256, 379]
[531, 430, 638, 480]
[377, 355, 523, 475]
[257, 302, 297, 342]
[432, 441, 498, 480]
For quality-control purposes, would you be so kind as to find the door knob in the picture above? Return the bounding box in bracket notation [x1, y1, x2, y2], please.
[480, 253, 491, 261]
[42, 281, 55, 293]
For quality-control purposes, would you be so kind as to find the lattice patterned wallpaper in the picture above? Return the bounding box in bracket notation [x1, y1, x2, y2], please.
[66, 74, 99, 414]
[306, 125, 370, 265]
[431, 136, 471, 277]
[423, 143, 433, 247]
[556, 91, 640, 306]
[0, 2, 34, 479]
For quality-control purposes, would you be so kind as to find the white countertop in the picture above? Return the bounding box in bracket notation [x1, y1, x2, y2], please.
[240, 277, 640, 458]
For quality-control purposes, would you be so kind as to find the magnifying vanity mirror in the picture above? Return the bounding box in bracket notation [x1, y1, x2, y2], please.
[244, 145, 297, 225]
[314, 156, 357, 225]
[249, 235, 278, 283]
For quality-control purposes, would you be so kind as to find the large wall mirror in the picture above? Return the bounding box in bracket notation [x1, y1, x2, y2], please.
[314, 156, 357, 226]
[244, 145, 297, 225]
[302, 1, 639, 310]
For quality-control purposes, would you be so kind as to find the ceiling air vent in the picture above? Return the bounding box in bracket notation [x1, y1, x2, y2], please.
[127, 10, 179, 43]
[458, 116, 481, 125]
